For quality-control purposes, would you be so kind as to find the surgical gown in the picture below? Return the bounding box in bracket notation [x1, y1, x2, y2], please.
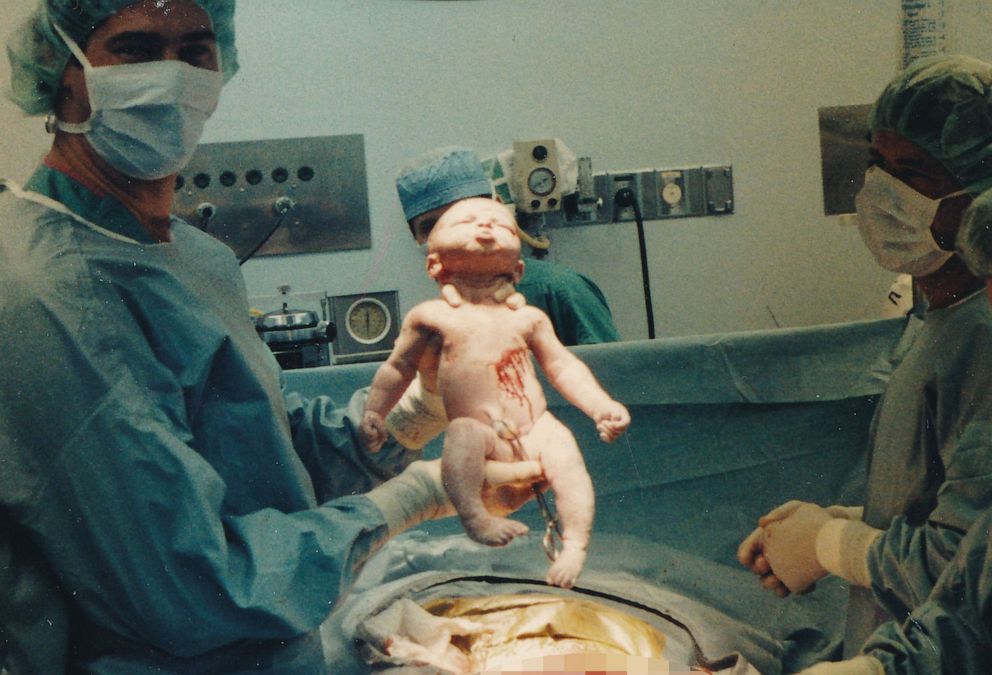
[861, 506, 992, 673]
[0, 166, 416, 673]
[846, 291, 992, 655]
[516, 257, 620, 345]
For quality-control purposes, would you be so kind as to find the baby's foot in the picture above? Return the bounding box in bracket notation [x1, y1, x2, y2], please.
[463, 515, 529, 546]
[546, 546, 587, 588]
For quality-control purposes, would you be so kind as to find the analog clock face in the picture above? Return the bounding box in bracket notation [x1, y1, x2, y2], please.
[345, 298, 391, 345]
[527, 167, 557, 196]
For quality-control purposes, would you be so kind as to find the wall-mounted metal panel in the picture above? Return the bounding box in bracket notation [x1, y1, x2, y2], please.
[173, 134, 370, 259]
[544, 165, 734, 227]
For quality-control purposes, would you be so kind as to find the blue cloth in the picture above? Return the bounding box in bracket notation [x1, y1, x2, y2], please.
[287, 317, 910, 674]
[517, 257, 620, 345]
[862, 507, 992, 673]
[0, 166, 416, 673]
[847, 291, 992, 655]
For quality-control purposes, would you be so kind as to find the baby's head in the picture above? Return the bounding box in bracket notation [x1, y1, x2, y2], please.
[426, 198, 523, 285]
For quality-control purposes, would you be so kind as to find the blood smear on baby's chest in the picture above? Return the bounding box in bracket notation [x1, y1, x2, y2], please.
[494, 348, 533, 418]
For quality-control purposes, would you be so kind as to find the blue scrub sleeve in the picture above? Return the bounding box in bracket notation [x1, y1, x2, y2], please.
[284, 385, 422, 503]
[862, 509, 992, 674]
[866, 420, 992, 614]
[1, 321, 391, 659]
[44, 394, 389, 656]
[516, 260, 620, 345]
[547, 278, 621, 345]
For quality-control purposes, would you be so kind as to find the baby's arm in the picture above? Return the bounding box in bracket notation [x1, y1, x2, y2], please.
[360, 307, 435, 452]
[527, 311, 630, 442]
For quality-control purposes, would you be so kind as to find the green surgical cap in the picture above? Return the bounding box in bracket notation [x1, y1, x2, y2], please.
[6, 0, 238, 115]
[869, 55, 992, 194]
[396, 146, 493, 222]
[957, 188, 992, 276]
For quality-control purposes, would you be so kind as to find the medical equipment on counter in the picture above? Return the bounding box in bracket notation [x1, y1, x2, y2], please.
[328, 291, 401, 365]
[253, 286, 335, 370]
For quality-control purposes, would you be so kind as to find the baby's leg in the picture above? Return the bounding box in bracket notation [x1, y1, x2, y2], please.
[525, 413, 594, 589]
[442, 417, 529, 546]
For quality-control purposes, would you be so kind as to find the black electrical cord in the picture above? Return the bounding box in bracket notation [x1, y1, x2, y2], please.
[238, 215, 286, 265]
[614, 187, 655, 339]
[239, 197, 295, 266]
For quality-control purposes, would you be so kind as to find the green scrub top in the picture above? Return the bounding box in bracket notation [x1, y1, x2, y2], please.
[846, 291, 992, 655]
[516, 257, 620, 346]
[0, 166, 416, 673]
[862, 506, 992, 673]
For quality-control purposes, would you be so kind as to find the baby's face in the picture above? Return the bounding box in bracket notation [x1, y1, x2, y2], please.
[428, 198, 522, 269]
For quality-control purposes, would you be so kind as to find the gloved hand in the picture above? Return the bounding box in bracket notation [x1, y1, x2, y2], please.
[365, 459, 544, 536]
[762, 502, 832, 594]
[797, 655, 886, 675]
[738, 501, 864, 597]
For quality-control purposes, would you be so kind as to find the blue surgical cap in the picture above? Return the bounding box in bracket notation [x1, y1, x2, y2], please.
[395, 146, 493, 222]
[869, 55, 992, 194]
[6, 0, 239, 115]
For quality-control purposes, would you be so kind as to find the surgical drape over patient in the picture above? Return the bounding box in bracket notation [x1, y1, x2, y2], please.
[6, 0, 239, 115]
[868, 55, 992, 194]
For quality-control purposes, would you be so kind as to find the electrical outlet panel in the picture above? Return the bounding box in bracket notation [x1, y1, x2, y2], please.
[703, 166, 734, 214]
[549, 164, 733, 227]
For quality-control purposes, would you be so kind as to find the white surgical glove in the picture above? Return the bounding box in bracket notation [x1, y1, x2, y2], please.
[365, 459, 543, 537]
[762, 503, 833, 594]
[385, 375, 449, 450]
[740, 501, 874, 597]
[798, 655, 886, 675]
[815, 517, 882, 589]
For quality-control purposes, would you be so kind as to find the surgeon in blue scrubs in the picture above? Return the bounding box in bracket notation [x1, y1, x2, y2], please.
[798, 507, 992, 675]
[0, 2, 540, 672]
[738, 56, 992, 674]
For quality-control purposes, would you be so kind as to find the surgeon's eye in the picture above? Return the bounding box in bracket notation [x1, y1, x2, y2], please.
[179, 43, 218, 69]
[113, 43, 159, 61]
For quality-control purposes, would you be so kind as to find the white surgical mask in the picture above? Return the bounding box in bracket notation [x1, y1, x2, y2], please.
[47, 22, 222, 180]
[854, 165, 967, 276]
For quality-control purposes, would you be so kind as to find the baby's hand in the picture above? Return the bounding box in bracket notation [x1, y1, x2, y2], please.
[594, 401, 630, 442]
[359, 410, 389, 453]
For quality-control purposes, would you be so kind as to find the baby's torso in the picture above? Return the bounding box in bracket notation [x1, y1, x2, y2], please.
[423, 301, 548, 431]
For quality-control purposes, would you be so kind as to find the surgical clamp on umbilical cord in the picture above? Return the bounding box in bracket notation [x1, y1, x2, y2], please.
[492, 418, 563, 562]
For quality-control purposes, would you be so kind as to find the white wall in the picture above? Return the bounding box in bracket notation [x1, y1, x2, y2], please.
[3, 1, 991, 339]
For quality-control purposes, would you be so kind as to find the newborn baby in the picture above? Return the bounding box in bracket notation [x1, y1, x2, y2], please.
[360, 198, 629, 588]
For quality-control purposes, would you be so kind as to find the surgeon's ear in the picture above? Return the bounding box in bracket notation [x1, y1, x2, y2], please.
[426, 252, 444, 281]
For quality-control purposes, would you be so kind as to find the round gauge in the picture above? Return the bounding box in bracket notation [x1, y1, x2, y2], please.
[661, 182, 683, 206]
[345, 297, 392, 345]
[527, 167, 557, 196]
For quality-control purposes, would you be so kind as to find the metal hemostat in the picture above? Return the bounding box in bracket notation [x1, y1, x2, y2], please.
[492, 418, 563, 562]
